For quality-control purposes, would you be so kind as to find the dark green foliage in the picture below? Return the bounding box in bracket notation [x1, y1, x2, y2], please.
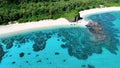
[0, 0, 120, 24]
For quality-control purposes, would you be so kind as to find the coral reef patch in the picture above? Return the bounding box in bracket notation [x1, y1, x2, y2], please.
[86, 12, 120, 54]
[19, 52, 25, 58]
[56, 12, 120, 59]
[0, 44, 5, 62]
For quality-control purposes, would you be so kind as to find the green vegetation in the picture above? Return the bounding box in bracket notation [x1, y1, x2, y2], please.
[0, 0, 120, 25]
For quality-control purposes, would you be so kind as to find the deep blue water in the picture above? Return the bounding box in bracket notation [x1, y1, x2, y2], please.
[0, 11, 120, 68]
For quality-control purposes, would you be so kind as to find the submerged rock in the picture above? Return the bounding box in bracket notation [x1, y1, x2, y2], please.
[12, 61, 16, 64]
[6, 40, 13, 49]
[31, 32, 52, 52]
[61, 44, 68, 49]
[88, 64, 95, 68]
[55, 52, 60, 55]
[1, 38, 14, 49]
[81, 64, 86, 68]
[32, 42, 46, 52]
[63, 59, 66, 62]
[86, 20, 106, 41]
[19, 52, 25, 58]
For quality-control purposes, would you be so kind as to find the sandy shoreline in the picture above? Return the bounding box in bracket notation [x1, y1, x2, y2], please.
[79, 7, 120, 18]
[0, 7, 120, 37]
[0, 18, 87, 37]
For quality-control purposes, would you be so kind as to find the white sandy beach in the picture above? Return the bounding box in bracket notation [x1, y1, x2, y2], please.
[0, 18, 87, 37]
[0, 7, 120, 37]
[79, 7, 120, 18]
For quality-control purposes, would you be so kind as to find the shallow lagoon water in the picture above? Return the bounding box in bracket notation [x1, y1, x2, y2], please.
[0, 11, 120, 68]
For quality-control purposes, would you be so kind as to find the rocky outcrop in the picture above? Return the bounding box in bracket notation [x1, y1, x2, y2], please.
[73, 13, 83, 22]
[86, 20, 106, 41]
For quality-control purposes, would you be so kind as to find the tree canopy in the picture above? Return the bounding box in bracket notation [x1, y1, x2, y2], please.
[0, 0, 120, 25]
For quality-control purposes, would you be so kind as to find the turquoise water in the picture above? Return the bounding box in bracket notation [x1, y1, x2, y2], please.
[0, 11, 120, 68]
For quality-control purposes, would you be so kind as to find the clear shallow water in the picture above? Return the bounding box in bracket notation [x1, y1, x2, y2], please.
[0, 11, 120, 68]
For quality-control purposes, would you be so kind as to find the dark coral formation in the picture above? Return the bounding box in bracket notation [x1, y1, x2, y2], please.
[0, 31, 53, 63]
[63, 59, 66, 62]
[37, 60, 42, 63]
[6, 40, 13, 49]
[57, 22, 119, 59]
[9, 55, 12, 57]
[61, 44, 68, 49]
[0, 31, 53, 52]
[36, 54, 39, 57]
[12, 61, 16, 64]
[1, 38, 14, 49]
[0, 44, 5, 63]
[86, 12, 120, 54]
[81, 65, 86, 68]
[27, 53, 31, 55]
[19, 52, 24, 58]
[55, 52, 60, 55]
[32, 39, 46, 52]
[32, 32, 52, 52]
[81, 64, 95, 68]
[88, 64, 95, 68]
[26, 61, 29, 63]
[57, 28, 92, 60]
